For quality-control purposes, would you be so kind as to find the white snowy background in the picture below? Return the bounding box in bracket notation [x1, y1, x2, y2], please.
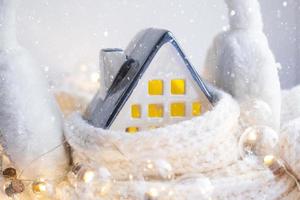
[15, 0, 300, 89]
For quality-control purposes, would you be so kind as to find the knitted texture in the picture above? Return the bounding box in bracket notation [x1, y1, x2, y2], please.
[65, 92, 240, 180]
[62, 91, 300, 199]
[281, 85, 300, 124]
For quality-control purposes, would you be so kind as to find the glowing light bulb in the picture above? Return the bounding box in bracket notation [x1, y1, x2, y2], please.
[73, 164, 96, 183]
[147, 163, 154, 169]
[148, 188, 159, 198]
[128, 174, 133, 181]
[82, 170, 95, 183]
[264, 155, 275, 167]
[239, 126, 279, 159]
[143, 160, 154, 172]
[32, 181, 47, 193]
[247, 131, 257, 143]
[263, 155, 286, 176]
[168, 190, 174, 196]
[90, 73, 100, 83]
[99, 182, 112, 196]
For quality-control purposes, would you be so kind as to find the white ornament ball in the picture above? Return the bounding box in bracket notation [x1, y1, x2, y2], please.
[239, 126, 279, 160]
[239, 99, 273, 129]
[175, 174, 213, 200]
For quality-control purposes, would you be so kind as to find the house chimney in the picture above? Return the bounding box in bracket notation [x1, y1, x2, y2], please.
[99, 48, 127, 98]
[84, 49, 127, 124]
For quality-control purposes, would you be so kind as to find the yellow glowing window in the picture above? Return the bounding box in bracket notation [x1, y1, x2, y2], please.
[148, 80, 163, 95]
[192, 102, 202, 116]
[126, 127, 139, 134]
[131, 104, 141, 118]
[148, 104, 164, 118]
[170, 102, 185, 117]
[171, 79, 185, 95]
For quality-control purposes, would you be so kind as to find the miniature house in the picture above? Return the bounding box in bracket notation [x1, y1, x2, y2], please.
[85, 28, 215, 133]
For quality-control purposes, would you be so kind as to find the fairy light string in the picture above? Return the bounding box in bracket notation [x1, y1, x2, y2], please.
[263, 155, 300, 191]
[2, 134, 300, 199]
[0, 133, 75, 198]
[1, 110, 300, 198]
[239, 126, 300, 194]
[18, 135, 73, 179]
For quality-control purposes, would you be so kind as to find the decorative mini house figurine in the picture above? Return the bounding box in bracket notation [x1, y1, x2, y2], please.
[85, 28, 216, 133]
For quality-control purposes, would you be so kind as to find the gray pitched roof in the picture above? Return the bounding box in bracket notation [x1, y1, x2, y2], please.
[85, 28, 215, 128]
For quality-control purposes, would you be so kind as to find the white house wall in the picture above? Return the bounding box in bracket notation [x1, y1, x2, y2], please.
[110, 42, 211, 132]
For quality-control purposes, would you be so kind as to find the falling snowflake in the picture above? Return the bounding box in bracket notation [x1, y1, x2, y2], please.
[230, 10, 236, 16]
[282, 1, 288, 7]
[103, 31, 108, 37]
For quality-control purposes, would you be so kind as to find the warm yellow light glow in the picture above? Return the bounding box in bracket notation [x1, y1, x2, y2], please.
[148, 188, 159, 198]
[126, 127, 139, 134]
[147, 163, 154, 169]
[148, 80, 163, 95]
[171, 79, 185, 95]
[32, 181, 47, 193]
[80, 64, 88, 72]
[192, 102, 202, 116]
[99, 182, 112, 196]
[167, 174, 173, 180]
[170, 102, 185, 117]
[55, 92, 80, 116]
[247, 131, 258, 143]
[131, 104, 141, 118]
[145, 160, 154, 171]
[148, 104, 164, 118]
[168, 190, 174, 196]
[83, 170, 95, 183]
[128, 174, 133, 180]
[90, 73, 100, 83]
[264, 155, 275, 167]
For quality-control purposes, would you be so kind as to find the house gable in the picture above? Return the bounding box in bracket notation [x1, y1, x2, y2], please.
[110, 42, 212, 132]
[85, 28, 214, 130]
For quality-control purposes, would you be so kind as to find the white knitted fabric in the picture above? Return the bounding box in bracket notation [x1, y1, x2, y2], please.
[62, 91, 300, 199]
[281, 85, 300, 124]
[0, 87, 296, 199]
[65, 92, 240, 180]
